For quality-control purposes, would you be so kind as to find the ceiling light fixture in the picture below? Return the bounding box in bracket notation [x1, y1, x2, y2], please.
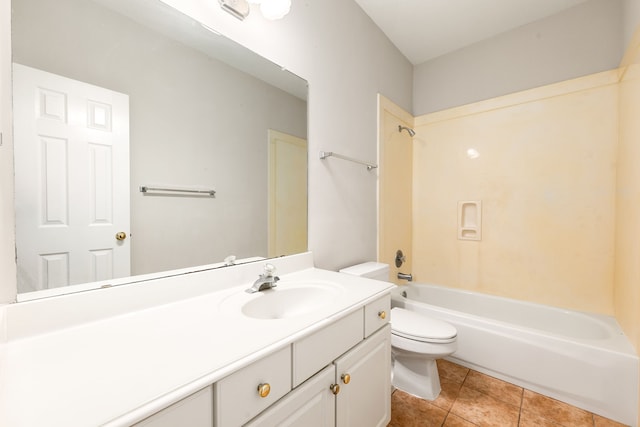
[219, 0, 250, 20]
[220, 0, 291, 21]
[257, 0, 291, 20]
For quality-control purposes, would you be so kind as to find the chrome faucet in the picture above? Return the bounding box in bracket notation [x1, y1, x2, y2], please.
[246, 263, 280, 293]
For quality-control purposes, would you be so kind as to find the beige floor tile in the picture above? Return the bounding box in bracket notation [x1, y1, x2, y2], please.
[431, 379, 463, 412]
[593, 414, 629, 427]
[519, 408, 566, 427]
[437, 359, 470, 384]
[463, 370, 523, 407]
[522, 390, 593, 427]
[389, 389, 448, 427]
[443, 413, 479, 426]
[450, 386, 520, 427]
[389, 361, 620, 427]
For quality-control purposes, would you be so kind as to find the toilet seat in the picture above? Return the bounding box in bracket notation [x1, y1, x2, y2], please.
[390, 307, 457, 344]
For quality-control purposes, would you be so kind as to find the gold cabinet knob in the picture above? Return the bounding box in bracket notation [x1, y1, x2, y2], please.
[257, 383, 271, 398]
[378, 310, 386, 320]
[115, 232, 127, 241]
[341, 373, 351, 384]
[330, 384, 340, 395]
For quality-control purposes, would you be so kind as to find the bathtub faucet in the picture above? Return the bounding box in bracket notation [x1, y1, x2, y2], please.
[397, 272, 413, 282]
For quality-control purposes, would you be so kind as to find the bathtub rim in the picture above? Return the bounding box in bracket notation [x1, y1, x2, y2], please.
[390, 283, 636, 356]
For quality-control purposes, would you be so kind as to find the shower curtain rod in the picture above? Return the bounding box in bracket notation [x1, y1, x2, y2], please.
[319, 151, 378, 170]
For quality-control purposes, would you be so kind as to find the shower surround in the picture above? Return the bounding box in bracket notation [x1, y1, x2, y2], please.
[379, 30, 640, 425]
[412, 70, 618, 315]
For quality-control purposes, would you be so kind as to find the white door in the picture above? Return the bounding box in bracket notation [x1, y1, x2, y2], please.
[268, 129, 308, 257]
[13, 63, 130, 293]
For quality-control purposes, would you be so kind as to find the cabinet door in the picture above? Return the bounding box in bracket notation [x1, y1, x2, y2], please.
[134, 386, 213, 427]
[245, 365, 335, 427]
[334, 324, 391, 427]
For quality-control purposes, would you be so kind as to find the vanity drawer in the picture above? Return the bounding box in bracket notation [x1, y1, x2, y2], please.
[364, 293, 391, 337]
[292, 309, 363, 387]
[214, 346, 291, 427]
[134, 386, 212, 427]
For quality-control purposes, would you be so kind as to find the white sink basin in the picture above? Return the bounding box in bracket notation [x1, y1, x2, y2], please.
[221, 281, 344, 320]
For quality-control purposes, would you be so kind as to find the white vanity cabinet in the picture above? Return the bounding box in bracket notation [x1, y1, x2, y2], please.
[246, 325, 391, 427]
[242, 295, 392, 427]
[0, 252, 397, 427]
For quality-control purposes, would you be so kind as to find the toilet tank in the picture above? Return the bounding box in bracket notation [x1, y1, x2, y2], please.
[339, 262, 390, 281]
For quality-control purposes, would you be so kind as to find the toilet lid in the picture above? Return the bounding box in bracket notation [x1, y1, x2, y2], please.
[390, 307, 457, 343]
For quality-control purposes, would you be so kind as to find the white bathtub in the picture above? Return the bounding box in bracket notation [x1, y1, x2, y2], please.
[391, 283, 639, 426]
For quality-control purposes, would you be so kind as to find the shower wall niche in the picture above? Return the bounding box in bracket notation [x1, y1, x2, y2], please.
[458, 201, 481, 241]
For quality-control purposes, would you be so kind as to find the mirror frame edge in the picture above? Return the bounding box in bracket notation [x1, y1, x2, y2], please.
[0, 0, 17, 305]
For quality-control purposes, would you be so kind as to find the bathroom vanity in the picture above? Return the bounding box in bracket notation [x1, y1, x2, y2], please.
[0, 252, 394, 426]
[144, 297, 390, 427]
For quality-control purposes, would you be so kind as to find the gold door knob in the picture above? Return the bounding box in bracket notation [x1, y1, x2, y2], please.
[330, 384, 340, 395]
[257, 383, 271, 398]
[378, 310, 386, 320]
[341, 373, 351, 384]
[115, 232, 127, 241]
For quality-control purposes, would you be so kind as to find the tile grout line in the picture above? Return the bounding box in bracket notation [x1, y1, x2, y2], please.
[517, 387, 524, 427]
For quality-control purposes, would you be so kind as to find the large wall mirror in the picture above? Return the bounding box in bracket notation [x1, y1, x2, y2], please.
[11, 0, 308, 299]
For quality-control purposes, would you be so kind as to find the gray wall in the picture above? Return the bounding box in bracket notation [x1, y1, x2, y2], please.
[159, 0, 414, 271]
[413, 0, 624, 115]
[624, 0, 640, 48]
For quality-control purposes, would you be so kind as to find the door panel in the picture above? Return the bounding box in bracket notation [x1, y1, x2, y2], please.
[268, 129, 308, 257]
[13, 63, 130, 293]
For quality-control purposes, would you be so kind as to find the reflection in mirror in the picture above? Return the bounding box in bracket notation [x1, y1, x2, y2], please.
[12, 0, 308, 297]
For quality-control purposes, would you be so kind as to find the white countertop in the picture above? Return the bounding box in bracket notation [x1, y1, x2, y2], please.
[0, 253, 394, 426]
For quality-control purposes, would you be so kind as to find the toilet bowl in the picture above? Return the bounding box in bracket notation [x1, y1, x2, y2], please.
[390, 307, 457, 400]
[339, 262, 458, 400]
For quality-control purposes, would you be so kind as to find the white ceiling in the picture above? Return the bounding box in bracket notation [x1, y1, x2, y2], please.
[353, 0, 588, 65]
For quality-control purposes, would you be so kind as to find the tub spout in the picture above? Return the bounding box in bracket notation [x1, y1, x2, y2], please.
[397, 272, 413, 281]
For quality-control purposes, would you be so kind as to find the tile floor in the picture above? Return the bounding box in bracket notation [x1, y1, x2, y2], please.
[388, 359, 629, 427]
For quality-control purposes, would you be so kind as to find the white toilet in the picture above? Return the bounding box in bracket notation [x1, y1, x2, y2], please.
[339, 262, 458, 400]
